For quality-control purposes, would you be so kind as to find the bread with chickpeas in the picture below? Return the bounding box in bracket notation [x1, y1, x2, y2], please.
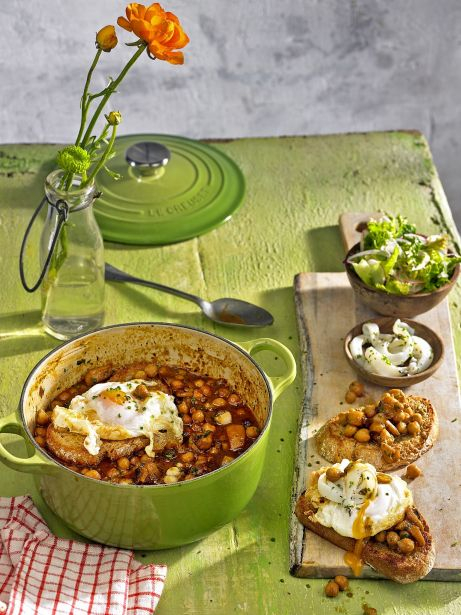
[295, 492, 435, 584]
[295, 461, 435, 584]
[315, 389, 438, 471]
[45, 424, 150, 466]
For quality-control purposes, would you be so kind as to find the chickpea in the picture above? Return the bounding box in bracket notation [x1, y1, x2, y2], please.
[369, 422, 384, 433]
[215, 410, 232, 425]
[404, 464, 422, 480]
[245, 426, 259, 438]
[192, 410, 205, 423]
[396, 421, 407, 434]
[326, 467, 344, 483]
[193, 389, 204, 400]
[166, 466, 181, 476]
[182, 415, 192, 424]
[119, 478, 133, 485]
[36, 409, 51, 425]
[349, 381, 365, 397]
[181, 452, 195, 463]
[412, 412, 423, 424]
[35, 427, 47, 436]
[345, 390, 356, 404]
[178, 401, 189, 414]
[354, 428, 370, 443]
[375, 531, 387, 543]
[364, 404, 376, 419]
[334, 575, 349, 591]
[194, 379, 205, 388]
[203, 423, 216, 432]
[407, 421, 421, 435]
[324, 580, 339, 598]
[337, 412, 348, 426]
[144, 364, 158, 378]
[134, 370, 146, 380]
[212, 397, 227, 407]
[82, 469, 101, 480]
[35, 435, 46, 447]
[133, 384, 149, 400]
[171, 379, 184, 390]
[376, 472, 392, 484]
[201, 385, 212, 397]
[106, 467, 120, 479]
[117, 457, 130, 471]
[386, 531, 399, 548]
[197, 435, 213, 450]
[140, 454, 151, 463]
[398, 538, 415, 554]
[347, 409, 364, 426]
[57, 390, 72, 403]
[343, 424, 357, 437]
[393, 410, 406, 422]
[228, 393, 240, 406]
[218, 388, 230, 397]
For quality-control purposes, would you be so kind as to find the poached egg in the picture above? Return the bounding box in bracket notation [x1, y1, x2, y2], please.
[313, 459, 412, 539]
[52, 380, 183, 457]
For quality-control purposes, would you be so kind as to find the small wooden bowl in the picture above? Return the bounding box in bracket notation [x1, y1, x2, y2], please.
[344, 317, 444, 387]
[345, 243, 460, 317]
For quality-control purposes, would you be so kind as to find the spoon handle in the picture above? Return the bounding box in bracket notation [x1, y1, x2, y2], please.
[105, 263, 203, 307]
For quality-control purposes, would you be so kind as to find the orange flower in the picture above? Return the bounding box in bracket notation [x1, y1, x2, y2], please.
[117, 3, 189, 65]
[96, 25, 118, 52]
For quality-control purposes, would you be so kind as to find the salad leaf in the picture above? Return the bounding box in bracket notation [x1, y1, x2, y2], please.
[348, 214, 461, 295]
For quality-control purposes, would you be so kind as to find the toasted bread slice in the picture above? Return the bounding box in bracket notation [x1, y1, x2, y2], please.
[46, 425, 149, 467]
[316, 391, 438, 471]
[295, 492, 435, 583]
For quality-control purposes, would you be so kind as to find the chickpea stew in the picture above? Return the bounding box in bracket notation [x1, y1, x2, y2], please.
[35, 362, 261, 485]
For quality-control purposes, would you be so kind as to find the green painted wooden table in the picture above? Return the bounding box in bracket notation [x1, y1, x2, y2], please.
[1, 132, 460, 614]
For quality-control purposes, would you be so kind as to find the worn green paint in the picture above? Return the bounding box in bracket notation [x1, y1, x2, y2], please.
[0, 132, 460, 614]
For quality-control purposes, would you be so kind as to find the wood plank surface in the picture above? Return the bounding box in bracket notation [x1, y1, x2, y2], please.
[2, 133, 461, 613]
[291, 272, 461, 580]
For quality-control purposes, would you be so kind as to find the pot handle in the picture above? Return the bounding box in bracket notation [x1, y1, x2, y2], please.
[238, 338, 296, 400]
[0, 412, 57, 475]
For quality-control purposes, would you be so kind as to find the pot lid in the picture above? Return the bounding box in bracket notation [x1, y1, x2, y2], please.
[94, 134, 245, 245]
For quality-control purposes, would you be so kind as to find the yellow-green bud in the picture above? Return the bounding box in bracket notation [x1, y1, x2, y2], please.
[56, 145, 91, 174]
[105, 111, 122, 126]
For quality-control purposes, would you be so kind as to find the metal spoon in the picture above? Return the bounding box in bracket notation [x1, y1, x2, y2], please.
[105, 263, 274, 327]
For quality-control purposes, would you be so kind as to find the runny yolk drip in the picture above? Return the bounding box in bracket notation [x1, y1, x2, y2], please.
[344, 499, 371, 577]
[352, 498, 371, 540]
[344, 537, 365, 577]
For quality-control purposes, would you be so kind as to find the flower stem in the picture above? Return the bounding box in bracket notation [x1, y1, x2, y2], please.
[80, 44, 146, 148]
[83, 124, 118, 187]
[75, 49, 102, 146]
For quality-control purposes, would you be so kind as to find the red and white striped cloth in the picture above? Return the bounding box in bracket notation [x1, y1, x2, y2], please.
[0, 497, 166, 614]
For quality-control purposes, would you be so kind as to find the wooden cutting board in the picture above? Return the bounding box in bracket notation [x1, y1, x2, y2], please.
[289, 213, 461, 581]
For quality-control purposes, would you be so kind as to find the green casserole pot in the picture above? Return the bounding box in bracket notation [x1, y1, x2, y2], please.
[0, 323, 296, 549]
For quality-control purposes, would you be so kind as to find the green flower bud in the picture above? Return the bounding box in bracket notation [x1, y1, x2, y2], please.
[56, 145, 91, 174]
[105, 111, 122, 126]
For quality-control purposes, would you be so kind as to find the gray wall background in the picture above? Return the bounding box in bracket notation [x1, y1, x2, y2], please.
[1, 0, 460, 227]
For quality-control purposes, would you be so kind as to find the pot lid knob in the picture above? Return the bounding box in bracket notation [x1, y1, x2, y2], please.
[125, 141, 171, 178]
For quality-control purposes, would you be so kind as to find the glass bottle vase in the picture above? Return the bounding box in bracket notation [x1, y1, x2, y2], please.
[40, 169, 105, 340]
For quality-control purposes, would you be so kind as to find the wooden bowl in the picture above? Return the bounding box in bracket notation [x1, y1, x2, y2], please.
[345, 243, 460, 317]
[344, 317, 444, 387]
